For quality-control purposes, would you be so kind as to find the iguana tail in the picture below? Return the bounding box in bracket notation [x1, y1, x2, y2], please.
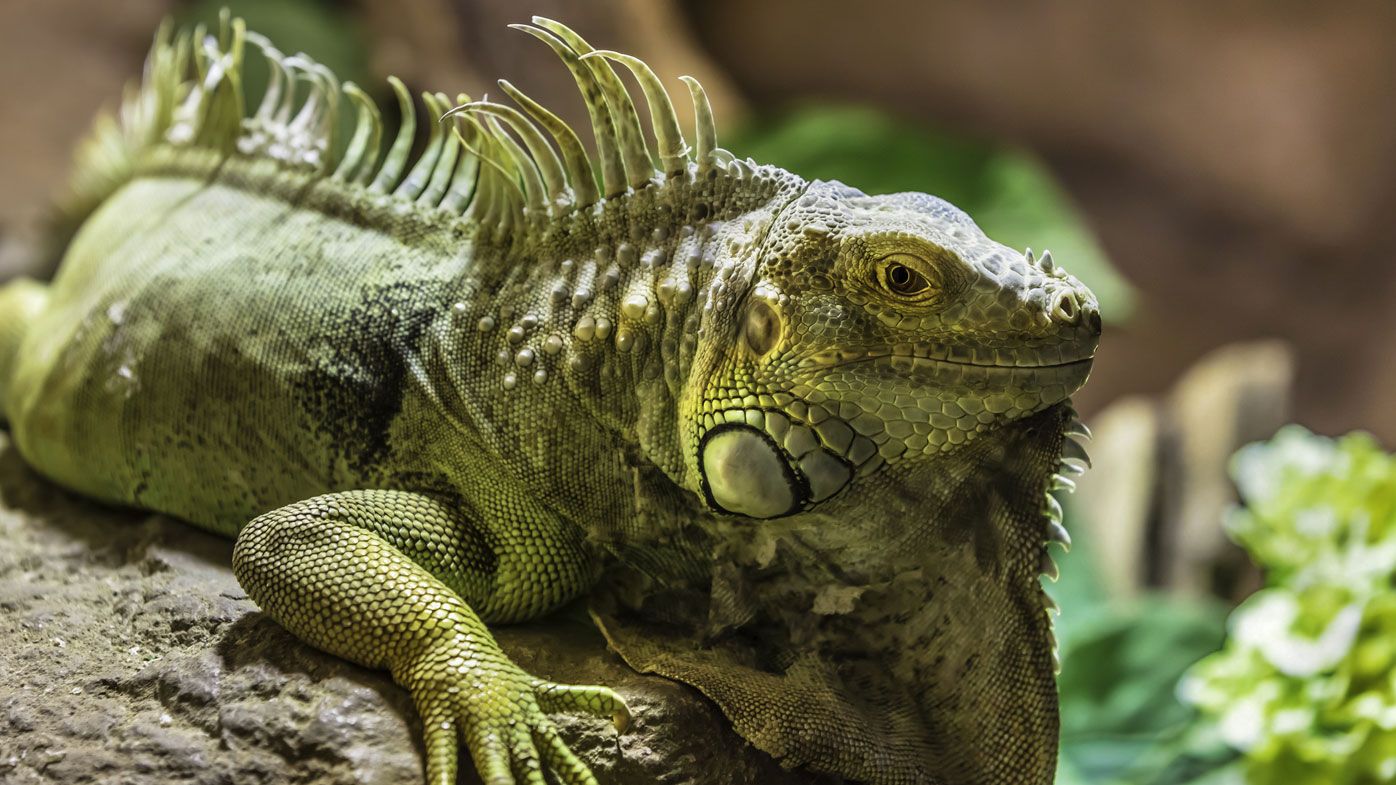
[0, 278, 48, 426]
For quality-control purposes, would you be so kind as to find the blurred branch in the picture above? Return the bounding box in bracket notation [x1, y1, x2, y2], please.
[1072, 341, 1294, 602]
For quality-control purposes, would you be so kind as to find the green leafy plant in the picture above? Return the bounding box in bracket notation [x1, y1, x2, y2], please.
[1182, 426, 1396, 785]
[1049, 534, 1233, 785]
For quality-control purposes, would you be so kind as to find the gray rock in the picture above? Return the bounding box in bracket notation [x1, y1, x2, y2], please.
[0, 435, 826, 784]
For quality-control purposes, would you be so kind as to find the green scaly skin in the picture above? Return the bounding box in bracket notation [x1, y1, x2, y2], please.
[0, 14, 1100, 785]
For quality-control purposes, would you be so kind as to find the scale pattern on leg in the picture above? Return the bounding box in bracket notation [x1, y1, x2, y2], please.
[232, 491, 629, 784]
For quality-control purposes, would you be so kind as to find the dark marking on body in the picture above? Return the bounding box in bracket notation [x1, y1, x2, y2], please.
[296, 279, 449, 480]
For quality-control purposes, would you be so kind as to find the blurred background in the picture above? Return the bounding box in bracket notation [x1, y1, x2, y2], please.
[2, 1, 1394, 782]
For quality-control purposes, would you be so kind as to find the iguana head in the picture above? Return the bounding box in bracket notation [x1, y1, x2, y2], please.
[620, 178, 1102, 784]
[691, 180, 1099, 518]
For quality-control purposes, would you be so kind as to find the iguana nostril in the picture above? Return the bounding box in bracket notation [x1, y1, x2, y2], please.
[1051, 292, 1079, 325]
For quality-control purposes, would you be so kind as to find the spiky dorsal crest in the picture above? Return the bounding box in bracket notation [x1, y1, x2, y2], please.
[63, 11, 747, 236]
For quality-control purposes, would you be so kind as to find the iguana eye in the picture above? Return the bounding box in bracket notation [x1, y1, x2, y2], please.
[877, 255, 934, 298]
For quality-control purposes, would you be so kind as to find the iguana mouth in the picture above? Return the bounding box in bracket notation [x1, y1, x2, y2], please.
[805, 348, 1095, 371]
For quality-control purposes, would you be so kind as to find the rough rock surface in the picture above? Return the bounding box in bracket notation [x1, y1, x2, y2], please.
[0, 433, 826, 785]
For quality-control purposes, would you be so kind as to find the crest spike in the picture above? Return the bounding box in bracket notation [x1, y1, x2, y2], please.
[333, 82, 382, 183]
[369, 76, 417, 193]
[217, 7, 232, 48]
[141, 19, 183, 146]
[395, 91, 448, 199]
[441, 105, 482, 213]
[510, 23, 627, 197]
[419, 93, 463, 207]
[456, 100, 569, 210]
[468, 128, 524, 236]
[497, 79, 599, 207]
[241, 34, 283, 156]
[191, 23, 209, 80]
[189, 20, 244, 153]
[1064, 419, 1092, 440]
[1061, 438, 1092, 469]
[483, 113, 547, 214]
[269, 51, 301, 133]
[589, 50, 689, 177]
[282, 55, 336, 171]
[455, 112, 529, 216]
[306, 61, 341, 171]
[678, 76, 717, 171]
[536, 18, 653, 190]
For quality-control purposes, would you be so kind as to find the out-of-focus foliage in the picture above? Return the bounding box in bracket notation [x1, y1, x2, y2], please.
[725, 105, 1134, 321]
[182, 0, 372, 90]
[1049, 527, 1236, 785]
[1056, 427, 1396, 785]
[1180, 427, 1396, 785]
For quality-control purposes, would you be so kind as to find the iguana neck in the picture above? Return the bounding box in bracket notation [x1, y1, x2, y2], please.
[459, 164, 807, 483]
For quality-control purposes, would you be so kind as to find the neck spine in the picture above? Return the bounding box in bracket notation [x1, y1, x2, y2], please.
[469, 164, 805, 480]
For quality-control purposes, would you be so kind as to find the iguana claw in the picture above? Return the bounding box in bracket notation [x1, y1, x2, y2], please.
[404, 644, 627, 785]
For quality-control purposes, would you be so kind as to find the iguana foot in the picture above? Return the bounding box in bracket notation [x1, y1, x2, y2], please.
[403, 640, 629, 785]
[232, 491, 622, 785]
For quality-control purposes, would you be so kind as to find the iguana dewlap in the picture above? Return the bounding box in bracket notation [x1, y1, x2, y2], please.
[0, 13, 1099, 785]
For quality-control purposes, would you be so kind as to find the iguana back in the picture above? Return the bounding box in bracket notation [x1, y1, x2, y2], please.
[11, 172, 469, 530]
[4, 20, 792, 542]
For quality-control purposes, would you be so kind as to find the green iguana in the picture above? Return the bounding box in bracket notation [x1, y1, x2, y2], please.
[0, 13, 1100, 785]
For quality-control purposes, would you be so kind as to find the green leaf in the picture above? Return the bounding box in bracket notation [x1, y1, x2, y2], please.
[1181, 426, 1396, 785]
[1056, 595, 1228, 784]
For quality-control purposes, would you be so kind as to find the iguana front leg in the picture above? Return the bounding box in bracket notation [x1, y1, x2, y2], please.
[231, 490, 628, 785]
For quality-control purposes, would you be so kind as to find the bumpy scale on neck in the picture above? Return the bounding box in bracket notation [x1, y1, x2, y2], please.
[456, 165, 806, 484]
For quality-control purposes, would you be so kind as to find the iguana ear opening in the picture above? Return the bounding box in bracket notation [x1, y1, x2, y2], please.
[742, 298, 781, 358]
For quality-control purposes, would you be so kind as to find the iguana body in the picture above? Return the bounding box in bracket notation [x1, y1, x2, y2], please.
[0, 15, 1099, 785]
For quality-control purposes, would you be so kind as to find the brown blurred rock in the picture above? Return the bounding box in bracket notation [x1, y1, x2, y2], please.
[1160, 341, 1293, 597]
[1071, 341, 1293, 600]
[1066, 398, 1158, 602]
